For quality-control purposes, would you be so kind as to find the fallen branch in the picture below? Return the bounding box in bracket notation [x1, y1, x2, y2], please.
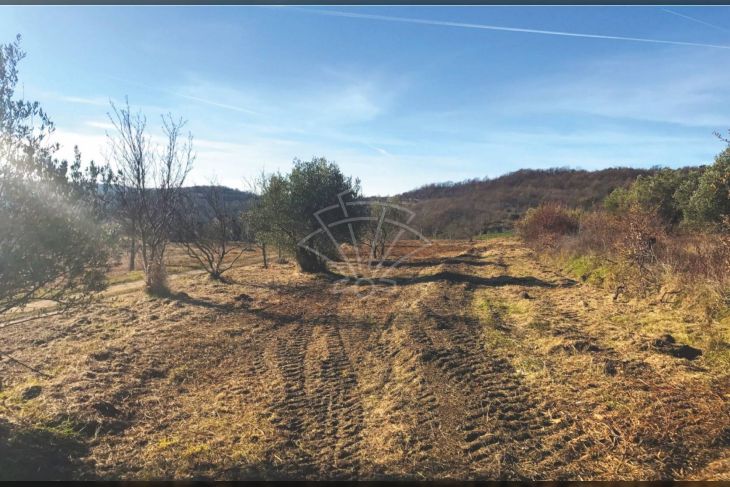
[0, 351, 53, 378]
[0, 310, 63, 329]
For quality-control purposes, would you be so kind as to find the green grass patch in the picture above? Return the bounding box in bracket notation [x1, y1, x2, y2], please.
[505, 300, 530, 316]
[473, 294, 516, 350]
[107, 270, 145, 286]
[156, 437, 180, 449]
[473, 294, 507, 326]
[34, 418, 82, 441]
[183, 443, 211, 457]
[563, 254, 614, 286]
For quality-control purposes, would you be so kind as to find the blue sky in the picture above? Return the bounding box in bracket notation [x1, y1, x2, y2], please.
[2, 6, 730, 195]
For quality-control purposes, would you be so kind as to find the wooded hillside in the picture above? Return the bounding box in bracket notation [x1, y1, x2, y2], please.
[397, 167, 661, 238]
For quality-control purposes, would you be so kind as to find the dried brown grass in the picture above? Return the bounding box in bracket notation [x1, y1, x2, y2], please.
[1, 239, 728, 480]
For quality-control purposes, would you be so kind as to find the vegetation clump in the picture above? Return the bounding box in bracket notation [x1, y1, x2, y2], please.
[248, 157, 365, 273]
[0, 36, 114, 315]
[516, 202, 580, 248]
[518, 141, 730, 316]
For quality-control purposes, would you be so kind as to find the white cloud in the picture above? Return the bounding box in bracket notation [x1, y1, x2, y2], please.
[51, 128, 108, 163]
[56, 95, 109, 107]
[176, 66, 406, 132]
[84, 120, 115, 131]
[368, 145, 393, 157]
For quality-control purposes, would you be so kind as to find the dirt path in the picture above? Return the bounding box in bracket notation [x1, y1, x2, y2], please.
[0, 238, 727, 480]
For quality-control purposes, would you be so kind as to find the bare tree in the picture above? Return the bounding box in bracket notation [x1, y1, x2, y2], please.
[107, 99, 194, 295]
[175, 184, 245, 280]
[362, 199, 407, 264]
[241, 209, 268, 269]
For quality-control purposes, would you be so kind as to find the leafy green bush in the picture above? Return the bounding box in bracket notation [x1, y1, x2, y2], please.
[604, 168, 703, 226]
[686, 147, 730, 229]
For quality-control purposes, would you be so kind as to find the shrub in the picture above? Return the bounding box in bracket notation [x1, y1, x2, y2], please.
[686, 147, 730, 229]
[1, 36, 113, 314]
[516, 202, 580, 247]
[615, 206, 667, 293]
[575, 211, 623, 255]
[604, 187, 631, 214]
[604, 167, 704, 227]
[631, 169, 687, 226]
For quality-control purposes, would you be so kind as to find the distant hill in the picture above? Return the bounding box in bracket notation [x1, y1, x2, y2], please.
[182, 185, 257, 212]
[177, 168, 689, 240]
[395, 167, 657, 238]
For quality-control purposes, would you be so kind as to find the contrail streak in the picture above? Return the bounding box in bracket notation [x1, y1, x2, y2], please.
[662, 8, 730, 35]
[102, 74, 259, 115]
[174, 93, 259, 115]
[295, 8, 730, 50]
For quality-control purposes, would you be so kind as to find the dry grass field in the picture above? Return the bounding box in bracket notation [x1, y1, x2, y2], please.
[0, 237, 728, 480]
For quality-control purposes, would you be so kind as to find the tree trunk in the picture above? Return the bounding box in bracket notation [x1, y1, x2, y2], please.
[295, 247, 327, 273]
[262, 243, 268, 269]
[145, 256, 168, 295]
[129, 239, 136, 271]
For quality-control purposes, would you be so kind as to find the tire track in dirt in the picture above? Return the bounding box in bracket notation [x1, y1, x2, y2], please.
[413, 261, 562, 479]
[262, 311, 368, 479]
[344, 295, 449, 477]
[391, 316, 443, 472]
[264, 323, 315, 477]
[302, 319, 365, 479]
[259, 244, 576, 479]
[423, 309, 552, 477]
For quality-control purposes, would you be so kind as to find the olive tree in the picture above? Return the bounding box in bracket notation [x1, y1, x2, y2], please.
[245, 170, 291, 269]
[686, 145, 730, 229]
[0, 35, 113, 315]
[251, 158, 364, 273]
